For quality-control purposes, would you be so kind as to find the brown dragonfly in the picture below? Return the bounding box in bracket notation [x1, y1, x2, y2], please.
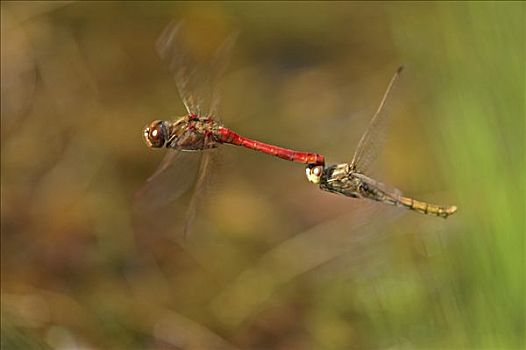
[306, 67, 458, 218]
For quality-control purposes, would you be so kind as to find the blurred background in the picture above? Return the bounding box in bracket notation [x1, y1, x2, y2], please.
[1, 2, 523, 349]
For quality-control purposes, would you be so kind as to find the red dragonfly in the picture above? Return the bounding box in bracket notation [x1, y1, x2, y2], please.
[139, 22, 323, 233]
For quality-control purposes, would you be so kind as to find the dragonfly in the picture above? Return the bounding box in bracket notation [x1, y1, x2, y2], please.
[143, 22, 324, 165]
[305, 67, 458, 218]
[139, 22, 324, 233]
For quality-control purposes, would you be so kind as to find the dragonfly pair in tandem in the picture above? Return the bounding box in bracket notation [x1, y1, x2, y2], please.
[142, 22, 457, 224]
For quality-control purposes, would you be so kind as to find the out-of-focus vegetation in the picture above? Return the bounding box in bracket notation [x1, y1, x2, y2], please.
[1, 2, 523, 349]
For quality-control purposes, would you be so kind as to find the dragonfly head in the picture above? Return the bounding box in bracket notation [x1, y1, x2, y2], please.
[143, 120, 170, 148]
[306, 164, 324, 184]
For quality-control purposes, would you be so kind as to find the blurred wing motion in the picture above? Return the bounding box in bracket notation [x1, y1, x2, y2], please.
[211, 203, 404, 326]
[135, 151, 204, 213]
[156, 20, 238, 119]
[350, 66, 403, 173]
[182, 150, 216, 238]
[156, 21, 201, 116]
[138, 22, 237, 232]
[204, 31, 238, 119]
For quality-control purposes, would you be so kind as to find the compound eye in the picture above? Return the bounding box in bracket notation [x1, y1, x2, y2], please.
[143, 121, 166, 148]
[306, 165, 323, 184]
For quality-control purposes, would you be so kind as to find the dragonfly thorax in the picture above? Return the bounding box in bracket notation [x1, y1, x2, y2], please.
[318, 163, 363, 198]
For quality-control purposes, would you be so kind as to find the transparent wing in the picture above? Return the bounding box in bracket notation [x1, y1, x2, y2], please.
[210, 202, 404, 326]
[135, 151, 203, 213]
[134, 149, 220, 242]
[359, 174, 403, 200]
[137, 22, 236, 226]
[155, 21, 237, 118]
[350, 66, 403, 173]
[156, 21, 200, 116]
[182, 150, 216, 239]
[205, 32, 238, 118]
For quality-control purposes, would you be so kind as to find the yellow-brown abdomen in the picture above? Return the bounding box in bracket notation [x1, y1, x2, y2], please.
[398, 196, 458, 218]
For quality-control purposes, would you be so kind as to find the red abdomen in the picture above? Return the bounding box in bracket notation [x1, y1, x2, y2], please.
[215, 127, 324, 165]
